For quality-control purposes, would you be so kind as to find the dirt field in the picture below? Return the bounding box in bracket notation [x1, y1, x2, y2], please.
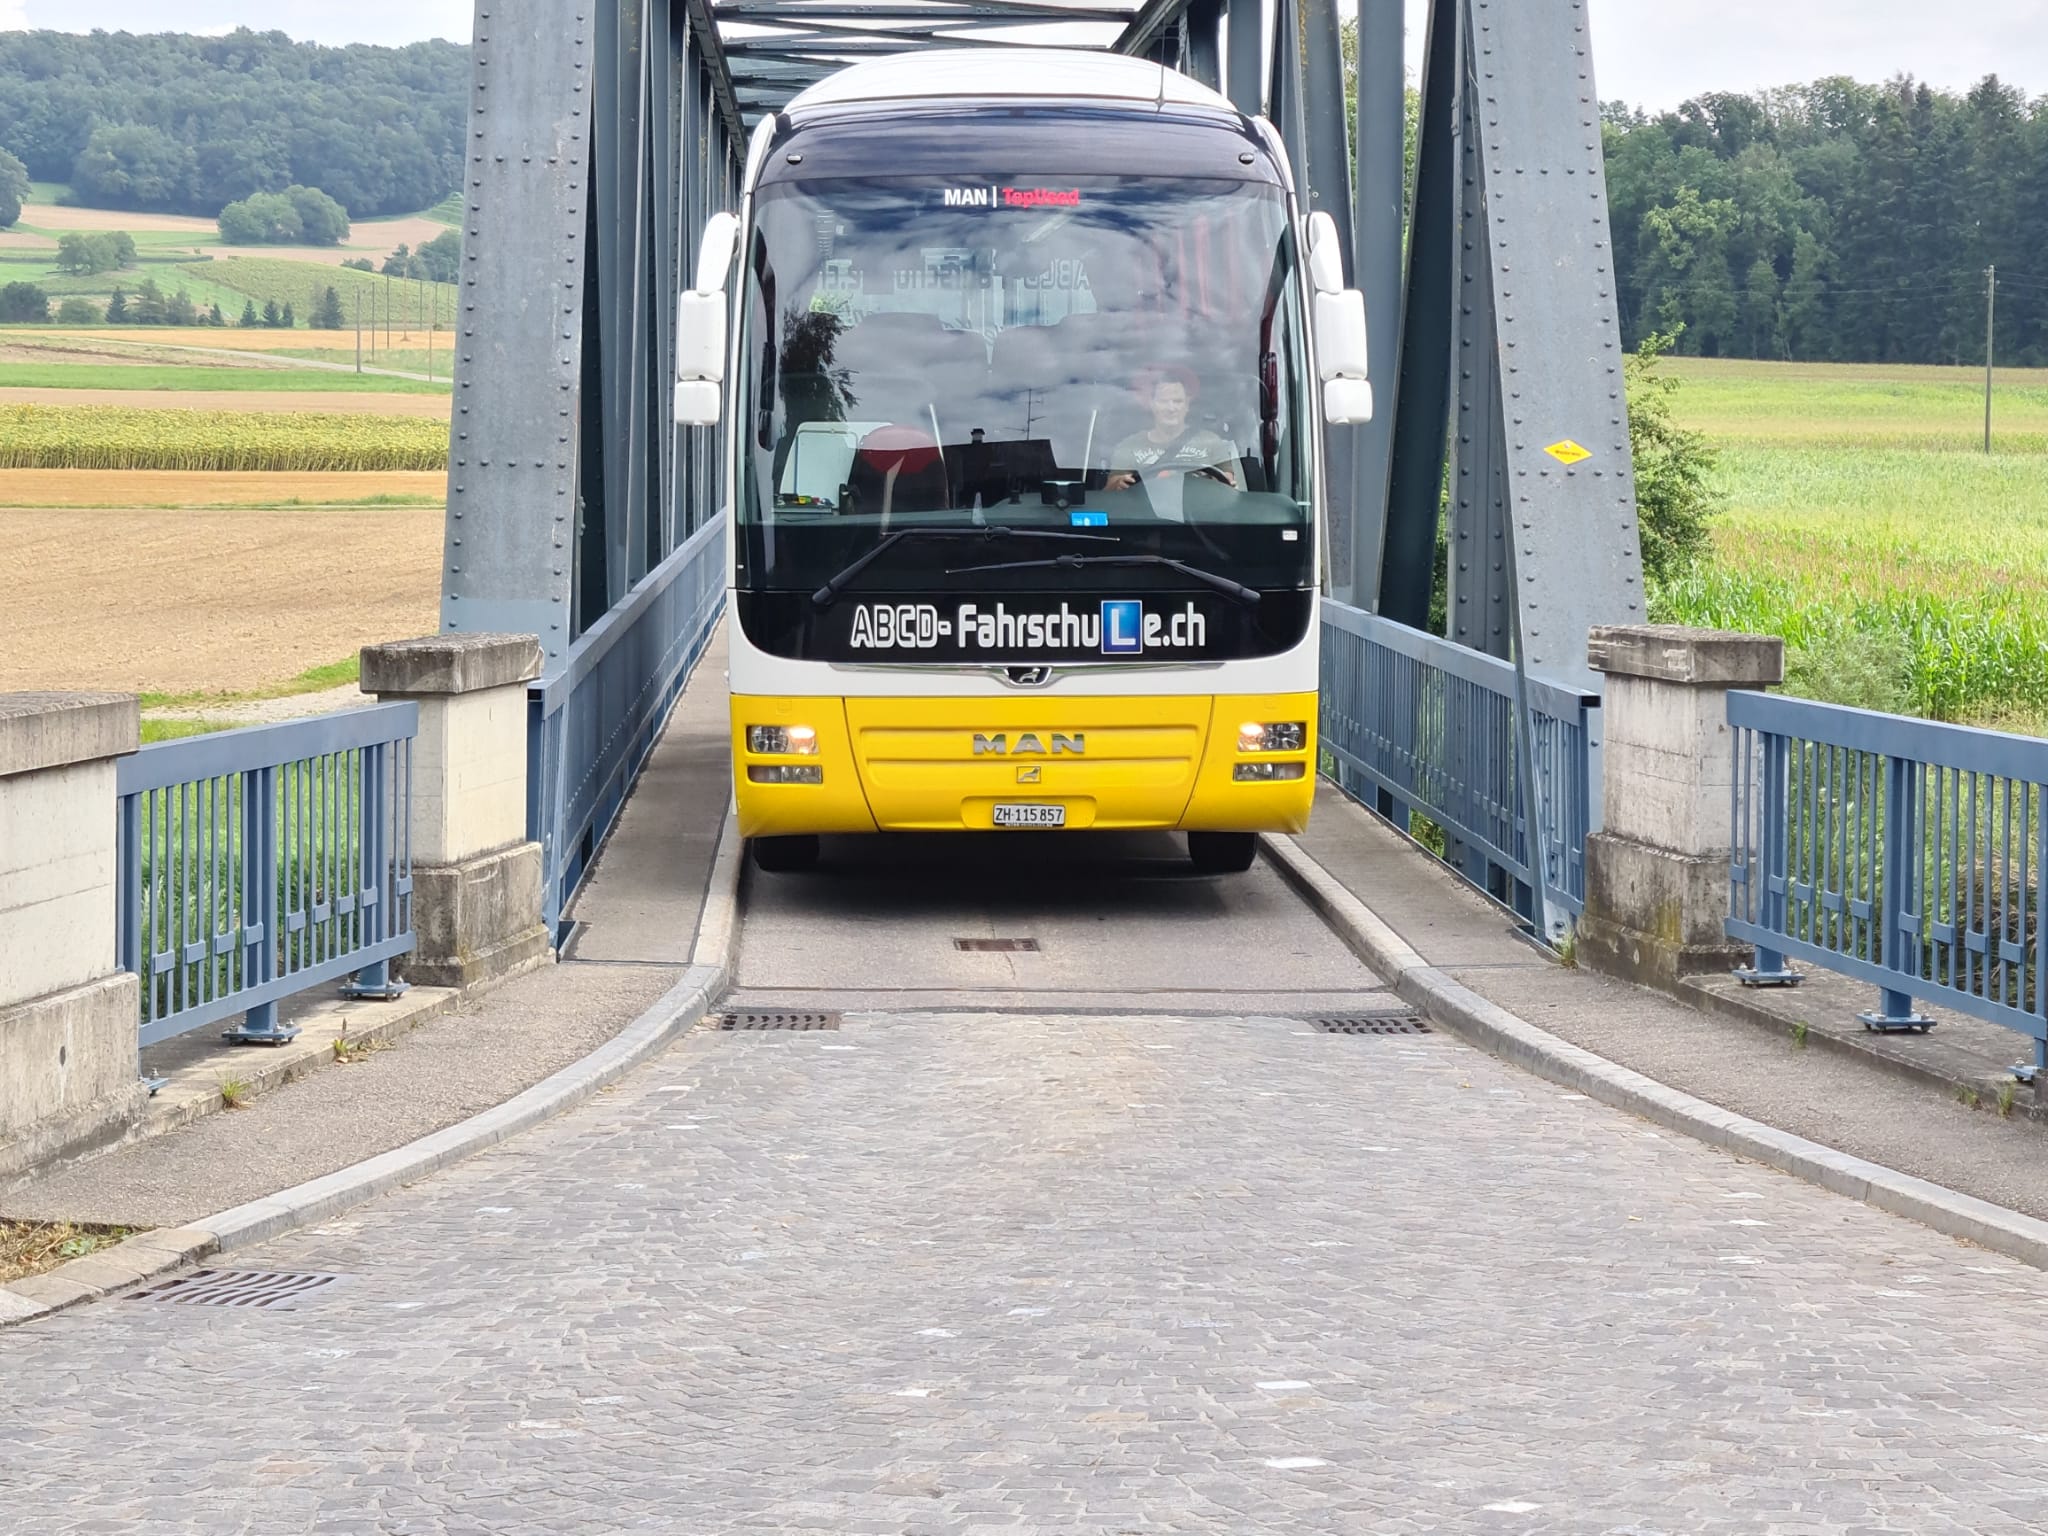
[25, 328, 379, 352]
[15, 205, 216, 234]
[0, 469, 445, 507]
[0, 387, 450, 417]
[0, 506, 443, 693]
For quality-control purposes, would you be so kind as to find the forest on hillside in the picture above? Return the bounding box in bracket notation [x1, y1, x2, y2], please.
[1606, 75, 2048, 366]
[0, 29, 467, 219]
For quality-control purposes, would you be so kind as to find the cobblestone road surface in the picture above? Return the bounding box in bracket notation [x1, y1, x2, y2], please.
[6, 1008, 2048, 1533]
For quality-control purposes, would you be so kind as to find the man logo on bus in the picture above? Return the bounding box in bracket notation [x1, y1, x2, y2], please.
[1100, 600, 1143, 656]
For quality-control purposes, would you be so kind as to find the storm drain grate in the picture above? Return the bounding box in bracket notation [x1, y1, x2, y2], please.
[954, 937, 1041, 952]
[716, 1011, 841, 1031]
[1311, 1012, 1431, 1036]
[129, 1269, 344, 1310]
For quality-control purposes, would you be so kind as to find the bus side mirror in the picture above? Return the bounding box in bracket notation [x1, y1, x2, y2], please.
[676, 211, 741, 427]
[1304, 213, 1373, 425]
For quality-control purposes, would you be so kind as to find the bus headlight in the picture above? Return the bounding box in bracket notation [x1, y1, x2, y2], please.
[1238, 722, 1306, 753]
[1235, 762, 1307, 782]
[747, 764, 824, 785]
[747, 724, 818, 755]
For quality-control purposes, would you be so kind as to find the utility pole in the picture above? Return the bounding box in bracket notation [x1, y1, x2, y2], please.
[354, 292, 363, 374]
[1984, 264, 1996, 455]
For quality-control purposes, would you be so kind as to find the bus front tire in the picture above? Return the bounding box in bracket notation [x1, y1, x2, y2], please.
[1187, 831, 1258, 874]
[751, 834, 819, 873]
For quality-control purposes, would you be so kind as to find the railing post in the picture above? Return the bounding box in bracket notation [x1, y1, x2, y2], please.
[1745, 728, 1797, 982]
[342, 741, 407, 1001]
[1861, 753, 1933, 1032]
[1578, 626, 1785, 991]
[0, 693, 146, 1181]
[223, 763, 295, 1043]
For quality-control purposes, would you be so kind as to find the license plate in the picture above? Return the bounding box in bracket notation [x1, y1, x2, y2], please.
[992, 803, 1066, 829]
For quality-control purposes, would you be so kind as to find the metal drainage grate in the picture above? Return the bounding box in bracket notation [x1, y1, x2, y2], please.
[1311, 1012, 1431, 1036]
[129, 1269, 344, 1310]
[954, 937, 1041, 952]
[716, 1011, 841, 1031]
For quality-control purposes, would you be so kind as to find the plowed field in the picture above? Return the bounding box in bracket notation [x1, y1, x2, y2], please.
[0, 506, 443, 693]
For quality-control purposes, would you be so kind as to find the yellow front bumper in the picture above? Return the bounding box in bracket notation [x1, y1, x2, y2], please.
[731, 692, 1316, 838]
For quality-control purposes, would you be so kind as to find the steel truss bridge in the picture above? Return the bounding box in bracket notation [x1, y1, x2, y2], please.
[444, 0, 1645, 935]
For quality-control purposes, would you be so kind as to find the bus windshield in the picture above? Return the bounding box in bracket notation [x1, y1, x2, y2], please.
[736, 175, 1313, 598]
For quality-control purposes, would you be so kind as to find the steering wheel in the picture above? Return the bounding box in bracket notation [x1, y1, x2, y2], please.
[1189, 464, 1236, 486]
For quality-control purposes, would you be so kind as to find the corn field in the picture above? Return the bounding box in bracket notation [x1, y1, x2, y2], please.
[0, 403, 448, 472]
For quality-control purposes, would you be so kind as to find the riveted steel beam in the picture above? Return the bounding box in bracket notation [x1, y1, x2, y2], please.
[1460, 0, 1643, 689]
[1223, 0, 1262, 115]
[685, 0, 751, 148]
[440, 0, 597, 663]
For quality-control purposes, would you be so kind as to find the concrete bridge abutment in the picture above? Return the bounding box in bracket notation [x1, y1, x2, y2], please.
[1577, 625, 1785, 991]
[0, 694, 145, 1181]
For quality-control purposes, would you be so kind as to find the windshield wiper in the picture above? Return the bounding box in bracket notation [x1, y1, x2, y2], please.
[944, 553, 1262, 608]
[810, 526, 1114, 610]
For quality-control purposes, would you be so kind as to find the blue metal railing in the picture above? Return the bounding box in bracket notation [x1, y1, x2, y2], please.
[1728, 690, 2048, 1070]
[116, 704, 418, 1049]
[1320, 601, 1600, 929]
[529, 513, 727, 941]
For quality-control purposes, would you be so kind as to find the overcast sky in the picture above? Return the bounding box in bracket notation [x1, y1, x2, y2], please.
[1, 0, 2044, 109]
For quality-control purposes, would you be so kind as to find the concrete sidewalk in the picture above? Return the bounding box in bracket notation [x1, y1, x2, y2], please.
[1, 631, 732, 1232]
[1289, 781, 2048, 1227]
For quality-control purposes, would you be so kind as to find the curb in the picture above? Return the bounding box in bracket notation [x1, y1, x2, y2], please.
[0, 808, 743, 1327]
[1261, 832, 2048, 1274]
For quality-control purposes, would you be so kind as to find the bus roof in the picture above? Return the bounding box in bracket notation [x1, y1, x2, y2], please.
[786, 49, 1235, 116]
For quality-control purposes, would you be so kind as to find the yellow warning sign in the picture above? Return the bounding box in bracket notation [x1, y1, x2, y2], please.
[1545, 439, 1593, 466]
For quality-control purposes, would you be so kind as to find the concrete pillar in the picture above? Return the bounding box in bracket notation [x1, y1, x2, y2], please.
[1577, 626, 1784, 990]
[0, 693, 144, 1181]
[359, 635, 550, 988]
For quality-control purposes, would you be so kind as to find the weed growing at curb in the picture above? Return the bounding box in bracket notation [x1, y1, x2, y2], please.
[1999, 1080, 2018, 1118]
[220, 1076, 251, 1109]
[0, 1220, 136, 1284]
[331, 1029, 382, 1065]
[1792, 1020, 1809, 1049]
[1955, 1084, 1982, 1111]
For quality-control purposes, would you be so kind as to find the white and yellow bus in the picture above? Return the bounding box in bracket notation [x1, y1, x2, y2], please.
[676, 50, 1374, 872]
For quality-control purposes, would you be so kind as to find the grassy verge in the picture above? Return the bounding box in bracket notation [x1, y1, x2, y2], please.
[0, 1220, 136, 1284]
[1658, 360, 2048, 733]
[142, 656, 362, 713]
[0, 362, 450, 395]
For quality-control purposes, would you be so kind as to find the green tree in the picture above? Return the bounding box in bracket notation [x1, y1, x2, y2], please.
[208, 302, 226, 326]
[55, 296, 101, 324]
[381, 242, 414, 278]
[0, 280, 49, 322]
[1739, 255, 1782, 358]
[413, 227, 461, 283]
[71, 123, 196, 209]
[1626, 332, 1720, 586]
[0, 144, 27, 228]
[105, 286, 128, 324]
[286, 185, 350, 245]
[165, 288, 198, 327]
[313, 285, 346, 329]
[218, 190, 302, 244]
[129, 276, 166, 325]
[261, 298, 282, 328]
[238, 298, 259, 328]
[280, 301, 296, 328]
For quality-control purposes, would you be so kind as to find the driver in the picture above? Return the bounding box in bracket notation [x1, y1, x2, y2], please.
[1103, 366, 1238, 491]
